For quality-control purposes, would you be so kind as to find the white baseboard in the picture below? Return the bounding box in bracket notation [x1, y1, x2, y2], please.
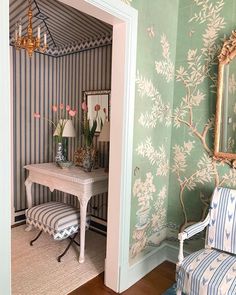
[120, 244, 167, 292]
[120, 242, 190, 292]
[14, 210, 25, 217]
[164, 243, 179, 263]
[12, 210, 25, 225]
[164, 242, 191, 263]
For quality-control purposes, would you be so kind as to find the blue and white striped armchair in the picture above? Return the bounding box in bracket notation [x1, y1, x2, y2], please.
[176, 187, 236, 295]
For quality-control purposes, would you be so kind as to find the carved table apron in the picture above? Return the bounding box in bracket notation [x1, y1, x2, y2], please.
[24, 163, 108, 263]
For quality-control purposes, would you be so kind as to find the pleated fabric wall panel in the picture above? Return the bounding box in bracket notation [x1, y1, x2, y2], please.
[13, 44, 112, 222]
[53, 46, 111, 220]
[13, 48, 55, 211]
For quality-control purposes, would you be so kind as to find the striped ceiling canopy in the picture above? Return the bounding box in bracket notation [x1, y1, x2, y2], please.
[10, 0, 112, 56]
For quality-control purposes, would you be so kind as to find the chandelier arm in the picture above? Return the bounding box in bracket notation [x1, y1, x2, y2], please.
[14, 0, 48, 57]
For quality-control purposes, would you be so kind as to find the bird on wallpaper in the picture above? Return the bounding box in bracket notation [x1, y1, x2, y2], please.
[147, 25, 155, 39]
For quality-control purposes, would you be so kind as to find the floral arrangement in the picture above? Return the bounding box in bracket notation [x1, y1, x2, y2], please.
[81, 101, 107, 147]
[83, 117, 97, 147]
[34, 103, 77, 142]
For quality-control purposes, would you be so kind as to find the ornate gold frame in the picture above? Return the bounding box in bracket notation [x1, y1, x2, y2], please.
[214, 30, 236, 166]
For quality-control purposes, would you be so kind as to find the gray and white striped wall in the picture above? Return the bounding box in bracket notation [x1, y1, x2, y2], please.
[12, 44, 112, 230]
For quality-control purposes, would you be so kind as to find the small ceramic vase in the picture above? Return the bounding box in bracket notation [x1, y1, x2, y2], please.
[55, 142, 65, 163]
[82, 146, 94, 172]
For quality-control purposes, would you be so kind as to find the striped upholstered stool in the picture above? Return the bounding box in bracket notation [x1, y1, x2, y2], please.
[25, 201, 90, 262]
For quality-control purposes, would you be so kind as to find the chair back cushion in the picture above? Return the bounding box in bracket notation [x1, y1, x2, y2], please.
[207, 187, 236, 254]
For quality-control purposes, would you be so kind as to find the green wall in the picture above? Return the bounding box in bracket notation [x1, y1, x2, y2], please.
[168, 0, 236, 250]
[123, 0, 179, 264]
[125, 0, 236, 261]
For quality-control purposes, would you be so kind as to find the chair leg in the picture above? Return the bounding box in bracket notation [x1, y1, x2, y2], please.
[57, 232, 80, 262]
[30, 230, 43, 246]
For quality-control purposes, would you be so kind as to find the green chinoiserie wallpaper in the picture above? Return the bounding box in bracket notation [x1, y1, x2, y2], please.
[121, 0, 179, 264]
[168, 0, 236, 250]
[121, 0, 236, 264]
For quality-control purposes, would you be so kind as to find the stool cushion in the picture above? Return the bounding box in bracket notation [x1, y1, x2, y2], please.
[26, 201, 89, 240]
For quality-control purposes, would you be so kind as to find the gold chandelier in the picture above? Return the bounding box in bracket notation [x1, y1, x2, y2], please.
[14, 0, 48, 57]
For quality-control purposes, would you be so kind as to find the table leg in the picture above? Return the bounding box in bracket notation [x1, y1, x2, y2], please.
[79, 198, 89, 263]
[25, 177, 33, 231]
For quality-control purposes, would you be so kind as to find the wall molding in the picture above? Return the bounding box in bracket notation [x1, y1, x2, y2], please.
[0, 0, 11, 293]
[124, 244, 168, 291]
[10, 35, 112, 57]
[48, 35, 112, 56]
[123, 242, 190, 291]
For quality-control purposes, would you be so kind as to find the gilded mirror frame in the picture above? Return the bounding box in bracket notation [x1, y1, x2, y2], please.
[214, 30, 236, 165]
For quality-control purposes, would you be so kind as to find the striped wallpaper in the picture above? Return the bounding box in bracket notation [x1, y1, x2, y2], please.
[12, 44, 112, 222]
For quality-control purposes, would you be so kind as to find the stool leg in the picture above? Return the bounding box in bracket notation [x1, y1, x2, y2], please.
[57, 232, 79, 262]
[69, 236, 80, 247]
[30, 230, 43, 246]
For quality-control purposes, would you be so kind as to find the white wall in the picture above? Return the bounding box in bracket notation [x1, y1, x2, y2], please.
[0, 0, 11, 293]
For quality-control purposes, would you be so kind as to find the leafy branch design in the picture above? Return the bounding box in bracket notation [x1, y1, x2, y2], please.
[155, 34, 174, 82]
[136, 71, 172, 128]
[136, 34, 174, 128]
[190, 0, 225, 64]
[172, 0, 236, 231]
[136, 137, 169, 177]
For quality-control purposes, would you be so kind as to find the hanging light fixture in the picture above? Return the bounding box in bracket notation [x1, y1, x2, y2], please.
[14, 0, 48, 57]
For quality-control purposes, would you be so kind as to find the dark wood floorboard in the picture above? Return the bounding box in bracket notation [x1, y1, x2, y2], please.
[69, 261, 176, 295]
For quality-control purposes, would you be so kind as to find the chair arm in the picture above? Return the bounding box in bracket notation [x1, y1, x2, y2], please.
[182, 213, 210, 239]
[177, 214, 210, 267]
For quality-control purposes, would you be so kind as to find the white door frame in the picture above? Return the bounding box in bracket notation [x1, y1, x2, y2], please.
[58, 0, 138, 292]
[0, 0, 11, 294]
[1, 0, 137, 293]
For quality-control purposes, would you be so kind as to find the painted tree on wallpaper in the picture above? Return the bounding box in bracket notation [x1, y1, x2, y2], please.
[172, 0, 236, 231]
[130, 0, 236, 257]
[130, 34, 174, 257]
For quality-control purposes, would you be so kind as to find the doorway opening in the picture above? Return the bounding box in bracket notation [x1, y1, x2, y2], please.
[8, 0, 137, 293]
[10, 0, 112, 291]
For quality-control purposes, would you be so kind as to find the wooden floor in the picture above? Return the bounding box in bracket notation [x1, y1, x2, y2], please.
[69, 261, 176, 295]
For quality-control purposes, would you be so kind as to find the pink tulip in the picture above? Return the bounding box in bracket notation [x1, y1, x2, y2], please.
[69, 110, 76, 117]
[33, 112, 41, 118]
[60, 103, 64, 110]
[82, 101, 88, 112]
[52, 105, 58, 112]
[66, 105, 71, 111]
[94, 104, 100, 111]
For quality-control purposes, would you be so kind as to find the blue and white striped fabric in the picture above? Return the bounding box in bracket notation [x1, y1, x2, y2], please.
[177, 187, 236, 295]
[207, 187, 236, 254]
[26, 201, 90, 240]
[177, 248, 236, 295]
[183, 215, 210, 239]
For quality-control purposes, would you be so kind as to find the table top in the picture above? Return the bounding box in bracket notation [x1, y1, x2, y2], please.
[24, 163, 108, 185]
